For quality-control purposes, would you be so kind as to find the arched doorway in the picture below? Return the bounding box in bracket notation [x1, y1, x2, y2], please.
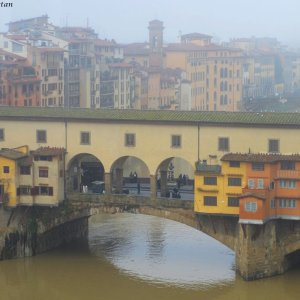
[110, 156, 150, 195]
[156, 157, 194, 200]
[67, 153, 104, 193]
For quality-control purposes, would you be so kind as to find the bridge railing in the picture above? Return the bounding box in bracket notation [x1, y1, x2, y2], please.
[67, 193, 193, 210]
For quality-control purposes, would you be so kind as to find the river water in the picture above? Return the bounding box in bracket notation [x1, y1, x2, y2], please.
[1, 213, 300, 300]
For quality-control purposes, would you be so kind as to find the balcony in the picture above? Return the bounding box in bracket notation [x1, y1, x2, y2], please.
[276, 170, 300, 179]
[195, 162, 221, 174]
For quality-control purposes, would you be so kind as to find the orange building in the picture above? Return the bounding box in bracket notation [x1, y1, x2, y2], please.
[0, 49, 41, 107]
[222, 153, 300, 224]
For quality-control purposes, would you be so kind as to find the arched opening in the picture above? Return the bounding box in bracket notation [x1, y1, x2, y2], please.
[110, 156, 150, 195]
[284, 249, 300, 271]
[156, 157, 194, 200]
[67, 153, 104, 193]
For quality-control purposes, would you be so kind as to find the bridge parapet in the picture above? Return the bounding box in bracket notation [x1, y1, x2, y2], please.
[67, 193, 194, 210]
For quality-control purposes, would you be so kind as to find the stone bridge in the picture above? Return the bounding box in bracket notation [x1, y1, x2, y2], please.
[1, 193, 300, 281]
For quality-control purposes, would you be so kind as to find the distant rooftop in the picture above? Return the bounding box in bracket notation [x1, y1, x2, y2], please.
[181, 32, 212, 40]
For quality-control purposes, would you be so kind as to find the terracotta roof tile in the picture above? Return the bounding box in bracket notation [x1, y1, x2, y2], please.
[221, 153, 300, 163]
[33, 147, 66, 156]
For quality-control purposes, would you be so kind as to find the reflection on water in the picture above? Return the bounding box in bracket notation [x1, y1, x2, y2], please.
[0, 213, 300, 300]
[89, 213, 235, 288]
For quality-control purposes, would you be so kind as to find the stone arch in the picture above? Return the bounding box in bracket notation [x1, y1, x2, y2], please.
[110, 156, 151, 195]
[284, 246, 300, 272]
[155, 157, 195, 199]
[67, 153, 105, 193]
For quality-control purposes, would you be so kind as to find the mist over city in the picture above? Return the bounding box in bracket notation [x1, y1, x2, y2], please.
[1, 0, 300, 47]
[2, 1, 300, 300]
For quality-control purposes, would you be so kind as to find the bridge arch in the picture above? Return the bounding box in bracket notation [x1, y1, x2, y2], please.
[67, 153, 105, 193]
[155, 157, 195, 199]
[109, 156, 151, 195]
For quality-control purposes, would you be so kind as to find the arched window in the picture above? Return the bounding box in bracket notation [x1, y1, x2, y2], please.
[220, 95, 224, 105]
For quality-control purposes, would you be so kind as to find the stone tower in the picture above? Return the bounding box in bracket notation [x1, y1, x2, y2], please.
[148, 19, 164, 53]
[148, 20, 164, 68]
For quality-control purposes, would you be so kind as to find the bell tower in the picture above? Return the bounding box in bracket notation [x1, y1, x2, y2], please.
[148, 20, 164, 68]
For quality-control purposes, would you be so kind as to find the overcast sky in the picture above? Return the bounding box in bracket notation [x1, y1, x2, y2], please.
[0, 0, 299, 47]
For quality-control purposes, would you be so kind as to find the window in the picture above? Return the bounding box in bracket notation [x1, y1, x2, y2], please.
[270, 199, 276, 209]
[17, 186, 32, 195]
[171, 135, 181, 148]
[248, 179, 254, 189]
[228, 177, 241, 186]
[245, 202, 257, 212]
[204, 196, 217, 206]
[279, 199, 296, 208]
[228, 197, 239, 207]
[34, 186, 53, 196]
[257, 179, 264, 189]
[3, 166, 9, 173]
[80, 131, 90, 145]
[269, 139, 279, 153]
[39, 167, 48, 178]
[279, 180, 296, 189]
[125, 133, 135, 147]
[20, 166, 31, 175]
[252, 162, 264, 171]
[39, 155, 52, 161]
[0, 128, 4, 141]
[280, 161, 295, 170]
[37, 130, 47, 143]
[229, 161, 240, 168]
[218, 137, 229, 151]
[203, 177, 217, 185]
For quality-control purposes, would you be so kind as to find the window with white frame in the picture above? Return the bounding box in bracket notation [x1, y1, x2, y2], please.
[257, 179, 264, 189]
[279, 180, 296, 189]
[248, 179, 255, 189]
[245, 201, 257, 212]
[279, 199, 296, 208]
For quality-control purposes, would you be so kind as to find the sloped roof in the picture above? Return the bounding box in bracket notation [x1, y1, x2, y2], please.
[221, 153, 300, 162]
[0, 148, 27, 160]
[1, 107, 300, 128]
[239, 192, 266, 200]
[33, 147, 66, 156]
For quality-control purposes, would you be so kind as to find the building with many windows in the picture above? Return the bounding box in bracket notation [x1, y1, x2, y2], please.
[0, 146, 66, 207]
[195, 153, 300, 224]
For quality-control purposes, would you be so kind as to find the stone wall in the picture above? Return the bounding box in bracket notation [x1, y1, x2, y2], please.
[235, 220, 300, 280]
[0, 205, 89, 261]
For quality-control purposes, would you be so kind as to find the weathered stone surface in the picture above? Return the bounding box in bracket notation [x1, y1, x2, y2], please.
[1, 194, 300, 281]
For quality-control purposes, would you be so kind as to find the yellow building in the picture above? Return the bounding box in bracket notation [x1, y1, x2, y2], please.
[0, 146, 28, 207]
[0, 146, 65, 208]
[194, 159, 247, 215]
[165, 41, 243, 111]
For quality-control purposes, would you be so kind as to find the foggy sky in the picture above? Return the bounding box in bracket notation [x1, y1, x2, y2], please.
[0, 0, 299, 47]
